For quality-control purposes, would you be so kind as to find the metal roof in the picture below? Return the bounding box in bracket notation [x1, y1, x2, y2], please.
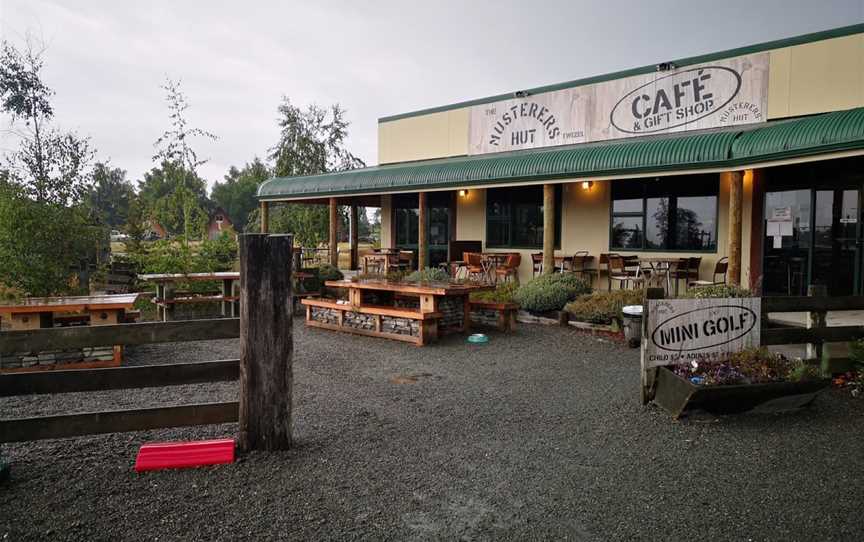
[258, 107, 864, 201]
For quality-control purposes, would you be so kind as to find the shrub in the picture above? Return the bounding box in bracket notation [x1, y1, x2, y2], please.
[513, 273, 592, 313]
[565, 288, 645, 324]
[406, 267, 450, 283]
[197, 233, 239, 272]
[672, 347, 819, 386]
[317, 263, 344, 282]
[684, 284, 752, 299]
[0, 282, 25, 303]
[470, 281, 519, 304]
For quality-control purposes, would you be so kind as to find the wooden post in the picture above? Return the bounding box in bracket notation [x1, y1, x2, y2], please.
[806, 284, 827, 361]
[329, 198, 338, 268]
[728, 171, 743, 286]
[641, 288, 665, 405]
[239, 234, 293, 451]
[418, 192, 428, 270]
[260, 201, 269, 234]
[542, 184, 555, 275]
[349, 202, 359, 271]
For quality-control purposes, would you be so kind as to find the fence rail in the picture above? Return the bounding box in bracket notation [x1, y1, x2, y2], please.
[0, 317, 242, 443]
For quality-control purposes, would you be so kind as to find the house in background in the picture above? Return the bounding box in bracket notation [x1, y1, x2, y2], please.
[207, 208, 235, 240]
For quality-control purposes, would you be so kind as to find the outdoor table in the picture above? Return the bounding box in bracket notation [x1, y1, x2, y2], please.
[635, 257, 682, 293]
[0, 293, 139, 370]
[140, 272, 240, 321]
[302, 279, 492, 345]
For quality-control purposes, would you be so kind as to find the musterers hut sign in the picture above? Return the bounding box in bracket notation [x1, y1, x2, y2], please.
[643, 298, 761, 368]
[469, 52, 769, 155]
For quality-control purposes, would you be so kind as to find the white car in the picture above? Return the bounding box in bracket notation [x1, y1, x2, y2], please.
[110, 230, 129, 242]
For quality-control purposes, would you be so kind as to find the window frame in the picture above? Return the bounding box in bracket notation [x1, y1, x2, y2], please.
[609, 176, 720, 253]
[485, 185, 562, 250]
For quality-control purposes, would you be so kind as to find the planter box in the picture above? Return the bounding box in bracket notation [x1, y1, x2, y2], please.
[567, 318, 625, 340]
[516, 310, 562, 326]
[653, 366, 831, 418]
[469, 301, 518, 333]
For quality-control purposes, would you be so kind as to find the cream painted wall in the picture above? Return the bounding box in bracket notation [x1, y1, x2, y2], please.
[380, 194, 392, 249]
[380, 32, 864, 164]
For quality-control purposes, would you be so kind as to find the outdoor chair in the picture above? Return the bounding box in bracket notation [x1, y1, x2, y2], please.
[689, 257, 728, 288]
[670, 257, 702, 295]
[495, 253, 522, 284]
[466, 252, 486, 282]
[609, 256, 645, 290]
[531, 252, 544, 276]
[598, 253, 619, 290]
[570, 251, 595, 284]
[386, 253, 409, 274]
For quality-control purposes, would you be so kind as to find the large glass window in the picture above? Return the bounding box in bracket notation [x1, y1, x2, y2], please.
[610, 176, 718, 251]
[486, 186, 561, 249]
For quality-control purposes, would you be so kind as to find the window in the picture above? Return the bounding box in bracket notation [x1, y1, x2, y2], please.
[610, 176, 718, 251]
[486, 186, 561, 249]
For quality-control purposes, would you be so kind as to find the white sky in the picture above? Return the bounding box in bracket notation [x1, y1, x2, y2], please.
[1, 0, 863, 190]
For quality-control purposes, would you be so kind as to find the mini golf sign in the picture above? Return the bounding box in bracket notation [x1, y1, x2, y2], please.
[643, 298, 761, 368]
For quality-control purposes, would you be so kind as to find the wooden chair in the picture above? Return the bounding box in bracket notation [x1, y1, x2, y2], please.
[466, 252, 486, 282]
[670, 257, 702, 295]
[609, 256, 645, 290]
[531, 252, 544, 276]
[386, 253, 409, 274]
[598, 253, 619, 290]
[495, 253, 522, 284]
[569, 251, 595, 284]
[690, 257, 728, 288]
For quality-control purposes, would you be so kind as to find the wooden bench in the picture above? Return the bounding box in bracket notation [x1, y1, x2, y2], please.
[301, 297, 441, 345]
[468, 300, 519, 333]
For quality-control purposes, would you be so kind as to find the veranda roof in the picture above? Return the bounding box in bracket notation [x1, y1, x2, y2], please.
[257, 107, 864, 201]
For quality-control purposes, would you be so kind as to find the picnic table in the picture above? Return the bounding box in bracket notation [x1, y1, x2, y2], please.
[302, 279, 492, 345]
[140, 272, 240, 321]
[0, 293, 140, 370]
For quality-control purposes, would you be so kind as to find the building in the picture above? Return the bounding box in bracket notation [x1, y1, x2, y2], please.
[257, 24, 864, 295]
[207, 207, 235, 240]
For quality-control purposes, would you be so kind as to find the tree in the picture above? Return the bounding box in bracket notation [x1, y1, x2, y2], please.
[0, 38, 101, 295]
[211, 158, 269, 232]
[1, 39, 95, 205]
[152, 78, 217, 175]
[246, 98, 365, 245]
[88, 163, 134, 228]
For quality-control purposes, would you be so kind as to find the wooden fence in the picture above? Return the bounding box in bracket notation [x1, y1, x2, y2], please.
[0, 318, 240, 443]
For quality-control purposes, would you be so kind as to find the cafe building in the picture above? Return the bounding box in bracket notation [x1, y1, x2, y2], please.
[257, 24, 864, 296]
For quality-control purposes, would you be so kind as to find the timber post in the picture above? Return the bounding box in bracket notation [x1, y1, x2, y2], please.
[542, 184, 555, 275]
[349, 201, 359, 271]
[418, 192, 428, 270]
[329, 198, 339, 268]
[238, 234, 293, 452]
[806, 284, 828, 361]
[640, 287, 665, 405]
[260, 201, 269, 234]
[728, 170, 743, 286]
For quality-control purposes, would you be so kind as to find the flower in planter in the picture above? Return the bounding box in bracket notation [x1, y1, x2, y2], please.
[672, 348, 818, 386]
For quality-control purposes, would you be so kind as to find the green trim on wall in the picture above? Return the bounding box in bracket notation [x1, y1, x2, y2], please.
[258, 107, 864, 201]
[378, 23, 864, 123]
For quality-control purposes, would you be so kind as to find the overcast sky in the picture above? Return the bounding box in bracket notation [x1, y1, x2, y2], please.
[1, 0, 863, 189]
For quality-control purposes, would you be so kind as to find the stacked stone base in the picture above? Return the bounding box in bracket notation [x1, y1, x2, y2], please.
[1, 346, 118, 371]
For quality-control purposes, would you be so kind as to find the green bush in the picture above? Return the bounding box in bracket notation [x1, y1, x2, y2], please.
[317, 263, 344, 282]
[406, 267, 450, 283]
[470, 281, 519, 304]
[513, 273, 591, 313]
[684, 284, 752, 298]
[565, 289, 646, 324]
[197, 233, 238, 271]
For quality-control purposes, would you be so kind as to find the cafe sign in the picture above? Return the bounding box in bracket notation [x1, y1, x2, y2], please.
[468, 52, 769, 155]
[643, 298, 761, 368]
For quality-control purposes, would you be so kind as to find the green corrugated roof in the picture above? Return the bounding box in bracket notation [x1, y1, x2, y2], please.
[258, 107, 864, 201]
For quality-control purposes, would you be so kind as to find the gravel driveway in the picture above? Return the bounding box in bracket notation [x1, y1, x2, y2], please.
[2, 323, 863, 541]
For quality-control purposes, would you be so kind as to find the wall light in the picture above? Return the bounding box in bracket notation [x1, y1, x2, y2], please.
[458, 189, 468, 197]
[581, 181, 594, 191]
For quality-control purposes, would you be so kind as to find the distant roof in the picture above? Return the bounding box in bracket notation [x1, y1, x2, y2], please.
[258, 107, 864, 201]
[378, 23, 864, 123]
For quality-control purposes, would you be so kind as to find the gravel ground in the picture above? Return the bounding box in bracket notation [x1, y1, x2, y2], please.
[1, 323, 863, 541]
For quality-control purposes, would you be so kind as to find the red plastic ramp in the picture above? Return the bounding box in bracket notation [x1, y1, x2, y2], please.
[135, 438, 235, 472]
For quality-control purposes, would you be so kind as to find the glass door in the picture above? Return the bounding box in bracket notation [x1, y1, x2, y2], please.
[811, 189, 860, 296]
[763, 190, 811, 296]
[393, 193, 452, 270]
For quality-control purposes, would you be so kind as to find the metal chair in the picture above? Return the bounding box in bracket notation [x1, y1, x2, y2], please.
[599, 253, 619, 290]
[570, 251, 595, 284]
[495, 253, 522, 284]
[531, 252, 543, 276]
[609, 256, 645, 290]
[466, 252, 486, 282]
[689, 257, 728, 288]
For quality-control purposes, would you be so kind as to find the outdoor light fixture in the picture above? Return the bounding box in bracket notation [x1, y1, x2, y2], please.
[458, 189, 468, 197]
[581, 181, 594, 191]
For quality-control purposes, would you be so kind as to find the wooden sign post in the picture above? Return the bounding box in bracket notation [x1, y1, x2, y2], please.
[239, 234, 293, 451]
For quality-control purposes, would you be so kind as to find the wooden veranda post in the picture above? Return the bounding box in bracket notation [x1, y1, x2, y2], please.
[350, 201, 359, 271]
[542, 184, 555, 275]
[329, 198, 339, 267]
[728, 170, 743, 285]
[260, 201, 269, 234]
[239, 234, 293, 451]
[418, 192, 428, 270]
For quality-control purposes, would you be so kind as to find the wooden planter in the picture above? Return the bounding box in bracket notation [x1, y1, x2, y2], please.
[469, 301, 519, 332]
[653, 366, 831, 418]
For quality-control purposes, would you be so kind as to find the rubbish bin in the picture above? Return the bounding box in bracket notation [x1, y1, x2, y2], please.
[621, 305, 643, 348]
